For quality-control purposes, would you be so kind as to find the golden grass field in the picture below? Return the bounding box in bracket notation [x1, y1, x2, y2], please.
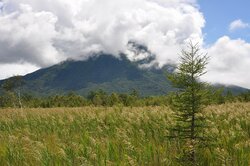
[0, 103, 249, 165]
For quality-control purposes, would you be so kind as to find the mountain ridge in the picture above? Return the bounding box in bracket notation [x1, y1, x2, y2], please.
[0, 54, 249, 96]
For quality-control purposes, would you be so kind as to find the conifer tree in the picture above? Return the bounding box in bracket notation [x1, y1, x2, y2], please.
[168, 42, 209, 165]
[2, 76, 24, 108]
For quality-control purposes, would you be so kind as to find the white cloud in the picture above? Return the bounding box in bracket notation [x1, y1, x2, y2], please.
[203, 36, 250, 89]
[1, 0, 250, 89]
[0, 0, 205, 76]
[229, 19, 249, 32]
[0, 62, 39, 79]
[0, 3, 62, 67]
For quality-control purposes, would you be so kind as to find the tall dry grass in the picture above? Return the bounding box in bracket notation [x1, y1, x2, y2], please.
[0, 103, 249, 165]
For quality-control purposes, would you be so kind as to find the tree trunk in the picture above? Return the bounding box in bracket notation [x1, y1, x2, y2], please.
[17, 90, 23, 109]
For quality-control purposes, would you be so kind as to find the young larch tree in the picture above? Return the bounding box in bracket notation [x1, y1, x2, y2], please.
[168, 42, 209, 165]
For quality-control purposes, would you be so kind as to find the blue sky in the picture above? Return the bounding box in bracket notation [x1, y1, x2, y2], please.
[199, 0, 250, 44]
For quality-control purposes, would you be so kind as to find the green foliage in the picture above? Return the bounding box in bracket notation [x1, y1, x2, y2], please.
[1, 88, 250, 108]
[0, 89, 168, 108]
[0, 92, 17, 107]
[168, 42, 210, 165]
[1, 76, 24, 108]
[237, 91, 250, 102]
[1, 76, 23, 92]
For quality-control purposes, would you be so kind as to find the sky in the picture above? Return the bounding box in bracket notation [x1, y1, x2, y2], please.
[198, 0, 250, 44]
[0, 0, 250, 89]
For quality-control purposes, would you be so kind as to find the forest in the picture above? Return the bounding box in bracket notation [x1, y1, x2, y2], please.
[0, 88, 250, 108]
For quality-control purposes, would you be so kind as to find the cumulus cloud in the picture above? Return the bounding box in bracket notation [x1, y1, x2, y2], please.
[203, 36, 250, 89]
[1, 0, 250, 89]
[229, 19, 249, 32]
[0, 3, 62, 67]
[0, 0, 204, 69]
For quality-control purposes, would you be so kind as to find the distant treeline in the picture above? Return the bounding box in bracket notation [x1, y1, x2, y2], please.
[1, 88, 250, 108]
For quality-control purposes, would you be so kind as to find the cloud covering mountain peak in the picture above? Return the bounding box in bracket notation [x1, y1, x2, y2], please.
[0, 0, 204, 67]
[1, 0, 250, 89]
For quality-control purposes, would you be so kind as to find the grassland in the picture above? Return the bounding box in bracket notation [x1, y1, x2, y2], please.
[0, 103, 249, 165]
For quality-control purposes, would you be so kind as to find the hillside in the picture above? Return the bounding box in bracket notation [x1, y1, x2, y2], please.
[0, 54, 248, 96]
[11, 54, 174, 96]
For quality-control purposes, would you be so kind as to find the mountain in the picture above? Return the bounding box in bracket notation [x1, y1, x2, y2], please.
[0, 54, 248, 96]
[213, 84, 249, 95]
[5, 54, 174, 96]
